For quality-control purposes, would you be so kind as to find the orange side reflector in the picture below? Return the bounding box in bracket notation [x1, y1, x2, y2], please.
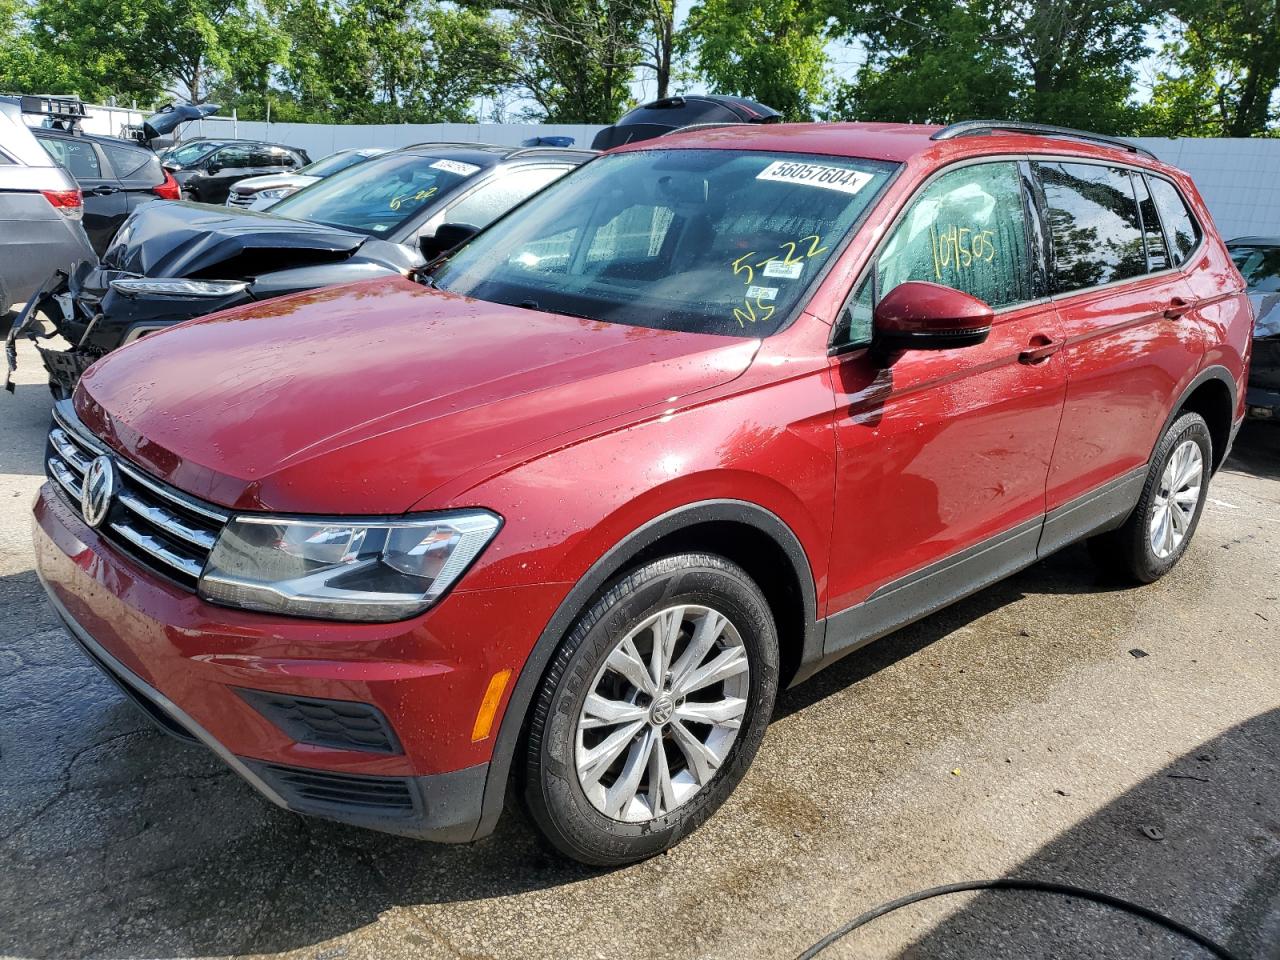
[471, 669, 513, 742]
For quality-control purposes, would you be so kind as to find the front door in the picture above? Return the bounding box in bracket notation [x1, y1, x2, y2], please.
[825, 159, 1067, 652]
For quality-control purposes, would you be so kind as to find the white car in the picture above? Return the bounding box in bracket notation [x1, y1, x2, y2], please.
[225, 147, 384, 209]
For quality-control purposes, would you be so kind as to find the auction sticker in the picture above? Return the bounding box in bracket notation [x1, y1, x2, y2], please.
[762, 259, 804, 279]
[756, 161, 872, 195]
[430, 159, 481, 176]
[746, 285, 778, 301]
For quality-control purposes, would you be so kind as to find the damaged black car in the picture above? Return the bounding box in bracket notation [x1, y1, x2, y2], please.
[7, 141, 593, 397]
[1227, 237, 1280, 421]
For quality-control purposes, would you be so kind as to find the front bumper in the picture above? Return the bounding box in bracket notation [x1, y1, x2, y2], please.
[33, 482, 562, 841]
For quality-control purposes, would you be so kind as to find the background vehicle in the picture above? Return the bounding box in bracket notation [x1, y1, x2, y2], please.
[14, 142, 593, 394]
[1226, 237, 1280, 419]
[590, 94, 781, 150]
[227, 147, 385, 209]
[0, 96, 95, 322]
[33, 126, 179, 254]
[162, 138, 311, 203]
[30, 121, 1250, 866]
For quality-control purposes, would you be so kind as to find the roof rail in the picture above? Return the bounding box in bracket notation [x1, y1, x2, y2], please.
[659, 121, 749, 137]
[931, 120, 1156, 160]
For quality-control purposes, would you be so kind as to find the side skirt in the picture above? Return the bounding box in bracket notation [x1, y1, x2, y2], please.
[1036, 465, 1147, 558]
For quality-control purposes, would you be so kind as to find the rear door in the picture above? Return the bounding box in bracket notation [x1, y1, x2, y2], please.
[824, 159, 1067, 643]
[99, 139, 163, 217]
[1033, 160, 1208, 546]
[36, 133, 125, 253]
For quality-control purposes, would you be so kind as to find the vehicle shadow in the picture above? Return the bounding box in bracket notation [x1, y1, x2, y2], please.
[815, 708, 1280, 959]
[1224, 421, 1280, 482]
[0, 381, 52, 477]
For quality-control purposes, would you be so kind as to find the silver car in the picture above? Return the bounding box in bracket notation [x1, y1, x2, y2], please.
[0, 96, 96, 318]
[226, 147, 385, 210]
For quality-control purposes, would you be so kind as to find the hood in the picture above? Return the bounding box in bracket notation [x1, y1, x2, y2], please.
[231, 174, 320, 195]
[102, 200, 366, 278]
[143, 103, 219, 142]
[75, 278, 759, 513]
[1249, 292, 1280, 338]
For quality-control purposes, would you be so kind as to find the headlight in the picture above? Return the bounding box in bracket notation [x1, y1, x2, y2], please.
[198, 511, 502, 621]
[255, 187, 295, 200]
[110, 278, 250, 298]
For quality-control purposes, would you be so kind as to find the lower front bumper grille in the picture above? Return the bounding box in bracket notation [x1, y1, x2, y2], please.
[254, 764, 418, 815]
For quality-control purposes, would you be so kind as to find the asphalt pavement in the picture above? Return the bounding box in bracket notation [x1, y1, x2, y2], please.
[1, 338, 1277, 960]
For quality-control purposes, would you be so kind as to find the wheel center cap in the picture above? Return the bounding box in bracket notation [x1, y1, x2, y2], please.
[650, 695, 675, 725]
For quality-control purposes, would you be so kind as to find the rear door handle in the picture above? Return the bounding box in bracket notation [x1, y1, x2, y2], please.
[91, 185, 120, 196]
[1164, 296, 1195, 320]
[1019, 334, 1064, 365]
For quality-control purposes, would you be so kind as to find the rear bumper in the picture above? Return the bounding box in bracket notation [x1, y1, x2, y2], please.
[32, 481, 565, 841]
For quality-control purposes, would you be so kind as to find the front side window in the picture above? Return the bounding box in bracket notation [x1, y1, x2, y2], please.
[1148, 176, 1201, 264]
[1229, 244, 1280, 293]
[1038, 162, 1146, 292]
[268, 152, 481, 237]
[434, 149, 896, 338]
[212, 146, 253, 170]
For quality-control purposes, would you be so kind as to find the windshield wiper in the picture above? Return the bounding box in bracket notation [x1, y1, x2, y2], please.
[515, 298, 602, 323]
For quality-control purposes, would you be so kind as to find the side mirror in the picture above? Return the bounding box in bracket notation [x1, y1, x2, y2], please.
[205, 163, 221, 175]
[419, 222, 479, 260]
[872, 280, 993, 364]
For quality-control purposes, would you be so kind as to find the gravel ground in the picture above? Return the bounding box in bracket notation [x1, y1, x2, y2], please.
[1, 338, 1277, 960]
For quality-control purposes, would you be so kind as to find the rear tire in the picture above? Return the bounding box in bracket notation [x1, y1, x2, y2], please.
[1088, 412, 1212, 583]
[524, 553, 779, 867]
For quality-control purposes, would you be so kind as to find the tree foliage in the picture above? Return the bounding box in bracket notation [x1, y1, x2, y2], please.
[681, 0, 829, 120]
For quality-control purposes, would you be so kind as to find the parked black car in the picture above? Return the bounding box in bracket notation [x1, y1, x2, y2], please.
[1226, 237, 1280, 420]
[11, 142, 594, 396]
[590, 95, 781, 150]
[32, 126, 179, 255]
[162, 139, 311, 203]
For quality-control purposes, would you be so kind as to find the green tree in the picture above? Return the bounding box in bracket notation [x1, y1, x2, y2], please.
[681, 0, 829, 119]
[1146, 0, 1280, 136]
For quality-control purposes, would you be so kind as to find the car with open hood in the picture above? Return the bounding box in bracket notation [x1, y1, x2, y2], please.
[226, 147, 385, 209]
[7, 141, 594, 395]
[1226, 236, 1280, 420]
[31, 120, 1250, 866]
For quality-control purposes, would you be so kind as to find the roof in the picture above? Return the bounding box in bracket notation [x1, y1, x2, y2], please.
[618, 121, 1171, 171]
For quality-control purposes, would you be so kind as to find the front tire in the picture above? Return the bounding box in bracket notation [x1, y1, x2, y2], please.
[1090, 411, 1212, 583]
[524, 553, 779, 866]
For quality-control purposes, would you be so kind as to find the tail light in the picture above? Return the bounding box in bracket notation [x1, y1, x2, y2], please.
[41, 188, 83, 221]
[153, 170, 181, 200]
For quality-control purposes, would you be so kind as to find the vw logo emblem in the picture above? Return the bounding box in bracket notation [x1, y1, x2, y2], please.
[81, 455, 116, 528]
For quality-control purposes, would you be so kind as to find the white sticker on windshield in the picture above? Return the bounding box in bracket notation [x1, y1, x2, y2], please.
[747, 285, 778, 301]
[430, 159, 481, 177]
[756, 161, 872, 195]
[762, 259, 804, 280]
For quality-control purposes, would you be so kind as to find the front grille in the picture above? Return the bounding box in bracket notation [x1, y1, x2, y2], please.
[47, 400, 228, 589]
[226, 193, 256, 208]
[236, 689, 402, 754]
[257, 763, 419, 817]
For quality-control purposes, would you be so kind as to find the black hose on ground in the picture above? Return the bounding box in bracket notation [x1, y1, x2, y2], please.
[796, 878, 1243, 960]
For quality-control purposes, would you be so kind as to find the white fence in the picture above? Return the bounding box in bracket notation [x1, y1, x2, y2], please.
[60, 104, 1280, 241]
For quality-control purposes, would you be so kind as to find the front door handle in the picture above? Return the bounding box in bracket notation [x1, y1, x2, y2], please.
[1164, 296, 1195, 320]
[1019, 334, 1064, 365]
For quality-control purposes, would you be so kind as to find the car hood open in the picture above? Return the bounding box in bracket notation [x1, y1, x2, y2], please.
[101, 200, 367, 278]
[75, 278, 760, 513]
[142, 103, 220, 142]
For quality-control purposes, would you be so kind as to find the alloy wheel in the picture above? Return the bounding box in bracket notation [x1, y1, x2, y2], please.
[575, 604, 750, 823]
[1149, 438, 1203, 560]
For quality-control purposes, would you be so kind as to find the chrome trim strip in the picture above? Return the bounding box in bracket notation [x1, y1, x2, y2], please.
[48, 456, 82, 501]
[108, 521, 205, 579]
[115, 489, 217, 550]
[49, 428, 92, 474]
[113, 461, 229, 524]
[37, 573, 289, 811]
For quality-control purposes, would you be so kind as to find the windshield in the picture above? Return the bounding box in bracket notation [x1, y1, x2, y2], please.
[268, 152, 482, 237]
[300, 151, 376, 179]
[433, 149, 897, 337]
[164, 141, 225, 166]
[1229, 244, 1280, 293]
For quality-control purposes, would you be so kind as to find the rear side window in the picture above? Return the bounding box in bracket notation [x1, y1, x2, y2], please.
[877, 161, 1032, 309]
[38, 136, 101, 179]
[1131, 173, 1169, 271]
[1148, 176, 1201, 264]
[100, 141, 151, 180]
[1038, 162, 1147, 293]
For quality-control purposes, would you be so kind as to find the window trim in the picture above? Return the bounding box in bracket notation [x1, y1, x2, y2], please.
[829, 153, 1049, 356]
[1029, 156, 1206, 303]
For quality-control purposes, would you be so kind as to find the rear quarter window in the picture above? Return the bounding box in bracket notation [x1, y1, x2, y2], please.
[1148, 176, 1201, 264]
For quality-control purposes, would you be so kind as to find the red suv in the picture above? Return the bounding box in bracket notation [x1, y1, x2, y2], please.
[33, 121, 1251, 866]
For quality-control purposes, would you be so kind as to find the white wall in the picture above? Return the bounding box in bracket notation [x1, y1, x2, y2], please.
[70, 104, 1280, 241]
